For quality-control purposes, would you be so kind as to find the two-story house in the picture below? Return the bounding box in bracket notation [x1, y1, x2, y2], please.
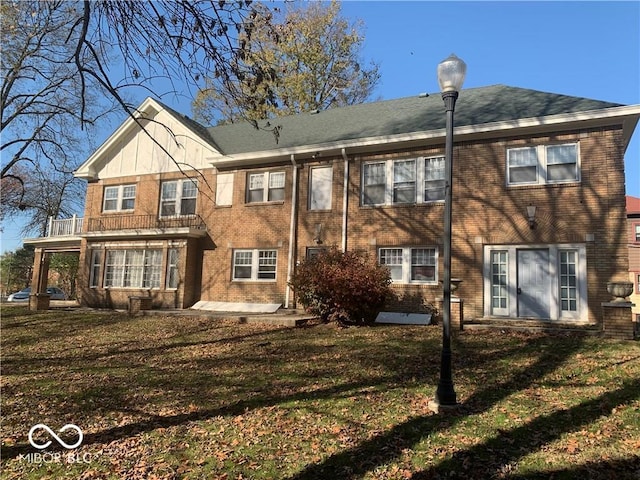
[25, 85, 640, 327]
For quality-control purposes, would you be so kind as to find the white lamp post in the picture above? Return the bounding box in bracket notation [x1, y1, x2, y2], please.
[433, 54, 466, 410]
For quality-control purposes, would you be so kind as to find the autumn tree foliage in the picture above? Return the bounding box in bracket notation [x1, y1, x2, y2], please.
[192, 0, 380, 124]
[289, 247, 392, 325]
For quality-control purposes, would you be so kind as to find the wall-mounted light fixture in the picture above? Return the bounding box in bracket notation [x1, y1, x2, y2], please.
[527, 205, 537, 229]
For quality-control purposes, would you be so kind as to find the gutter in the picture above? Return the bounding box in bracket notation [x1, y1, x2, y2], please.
[285, 154, 298, 309]
[341, 148, 349, 252]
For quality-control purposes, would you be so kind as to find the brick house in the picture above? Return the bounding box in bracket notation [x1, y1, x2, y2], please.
[628, 195, 640, 323]
[25, 85, 640, 327]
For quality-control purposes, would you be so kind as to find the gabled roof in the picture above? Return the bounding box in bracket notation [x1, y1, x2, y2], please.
[75, 97, 221, 179]
[207, 85, 624, 155]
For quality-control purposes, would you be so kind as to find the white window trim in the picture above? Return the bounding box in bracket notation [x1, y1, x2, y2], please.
[247, 171, 286, 203]
[309, 166, 333, 210]
[378, 246, 438, 284]
[104, 248, 163, 289]
[232, 249, 278, 282]
[160, 179, 198, 217]
[103, 184, 136, 212]
[362, 156, 445, 206]
[506, 142, 580, 186]
[482, 243, 588, 321]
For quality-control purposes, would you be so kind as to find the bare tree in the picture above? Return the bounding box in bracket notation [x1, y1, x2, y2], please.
[2, 0, 285, 227]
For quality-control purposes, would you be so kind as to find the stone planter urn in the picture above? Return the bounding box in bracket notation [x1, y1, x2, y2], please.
[606, 281, 634, 302]
[440, 278, 463, 297]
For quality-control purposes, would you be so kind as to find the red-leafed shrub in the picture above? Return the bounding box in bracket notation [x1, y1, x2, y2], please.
[289, 247, 392, 325]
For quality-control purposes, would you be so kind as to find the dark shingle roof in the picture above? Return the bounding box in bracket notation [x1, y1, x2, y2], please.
[202, 85, 622, 155]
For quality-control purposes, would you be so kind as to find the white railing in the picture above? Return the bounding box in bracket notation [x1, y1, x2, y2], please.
[47, 215, 84, 237]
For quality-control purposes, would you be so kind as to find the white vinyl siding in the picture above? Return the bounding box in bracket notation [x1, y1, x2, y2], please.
[309, 166, 333, 210]
[362, 157, 445, 206]
[247, 172, 285, 203]
[103, 185, 136, 212]
[160, 179, 197, 217]
[216, 173, 234, 206]
[507, 143, 579, 186]
[233, 249, 278, 281]
[379, 247, 437, 284]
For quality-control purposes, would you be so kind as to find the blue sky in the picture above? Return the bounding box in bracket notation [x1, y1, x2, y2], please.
[1, 1, 639, 253]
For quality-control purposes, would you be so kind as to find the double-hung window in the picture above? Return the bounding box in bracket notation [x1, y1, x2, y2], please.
[160, 179, 197, 217]
[233, 249, 278, 281]
[104, 249, 162, 288]
[507, 143, 579, 185]
[103, 185, 136, 212]
[247, 171, 285, 203]
[379, 247, 437, 283]
[362, 157, 445, 206]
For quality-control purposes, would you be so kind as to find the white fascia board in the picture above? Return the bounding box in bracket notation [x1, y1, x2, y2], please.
[209, 104, 640, 168]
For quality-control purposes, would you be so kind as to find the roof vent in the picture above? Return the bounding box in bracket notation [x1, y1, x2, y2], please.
[310, 109, 320, 114]
[418, 92, 429, 98]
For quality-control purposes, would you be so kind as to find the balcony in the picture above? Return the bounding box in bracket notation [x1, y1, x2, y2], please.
[47, 215, 84, 237]
[84, 214, 207, 240]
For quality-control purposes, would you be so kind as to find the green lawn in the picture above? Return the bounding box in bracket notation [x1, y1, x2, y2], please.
[1, 305, 639, 479]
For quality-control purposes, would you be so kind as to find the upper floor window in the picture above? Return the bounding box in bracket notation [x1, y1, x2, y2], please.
[362, 157, 445, 206]
[507, 143, 579, 186]
[309, 166, 333, 210]
[247, 171, 285, 203]
[379, 246, 437, 283]
[103, 185, 136, 212]
[160, 179, 197, 217]
[635, 224, 640, 242]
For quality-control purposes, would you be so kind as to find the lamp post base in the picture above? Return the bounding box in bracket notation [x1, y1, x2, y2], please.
[427, 399, 460, 414]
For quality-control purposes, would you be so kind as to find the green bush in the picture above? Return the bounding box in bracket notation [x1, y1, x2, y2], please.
[289, 247, 392, 325]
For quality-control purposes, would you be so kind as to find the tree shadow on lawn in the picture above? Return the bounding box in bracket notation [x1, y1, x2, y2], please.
[285, 334, 638, 480]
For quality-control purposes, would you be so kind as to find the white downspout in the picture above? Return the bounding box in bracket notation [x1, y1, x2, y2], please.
[285, 154, 298, 309]
[341, 148, 349, 252]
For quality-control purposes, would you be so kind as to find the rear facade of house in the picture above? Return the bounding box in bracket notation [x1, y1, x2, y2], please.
[28, 85, 640, 326]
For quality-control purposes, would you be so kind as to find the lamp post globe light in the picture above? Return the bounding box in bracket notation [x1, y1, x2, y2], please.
[431, 54, 466, 411]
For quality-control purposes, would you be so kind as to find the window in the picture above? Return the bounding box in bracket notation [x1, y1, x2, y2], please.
[89, 250, 102, 288]
[216, 173, 234, 206]
[232, 249, 278, 281]
[379, 247, 437, 283]
[247, 171, 285, 203]
[306, 247, 328, 259]
[309, 166, 333, 210]
[103, 185, 136, 212]
[559, 250, 578, 312]
[507, 143, 579, 185]
[166, 248, 180, 289]
[635, 224, 640, 242]
[490, 251, 509, 315]
[160, 179, 197, 217]
[362, 157, 445, 206]
[637, 273, 640, 294]
[424, 157, 446, 201]
[104, 249, 162, 288]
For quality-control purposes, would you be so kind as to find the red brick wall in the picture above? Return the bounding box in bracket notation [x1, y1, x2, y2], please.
[78, 124, 629, 324]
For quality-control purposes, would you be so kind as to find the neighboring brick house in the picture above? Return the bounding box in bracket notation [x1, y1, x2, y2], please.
[628, 195, 640, 322]
[25, 85, 640, 327]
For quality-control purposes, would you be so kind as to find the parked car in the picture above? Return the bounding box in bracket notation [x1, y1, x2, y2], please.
[7, 287, 67, 302]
